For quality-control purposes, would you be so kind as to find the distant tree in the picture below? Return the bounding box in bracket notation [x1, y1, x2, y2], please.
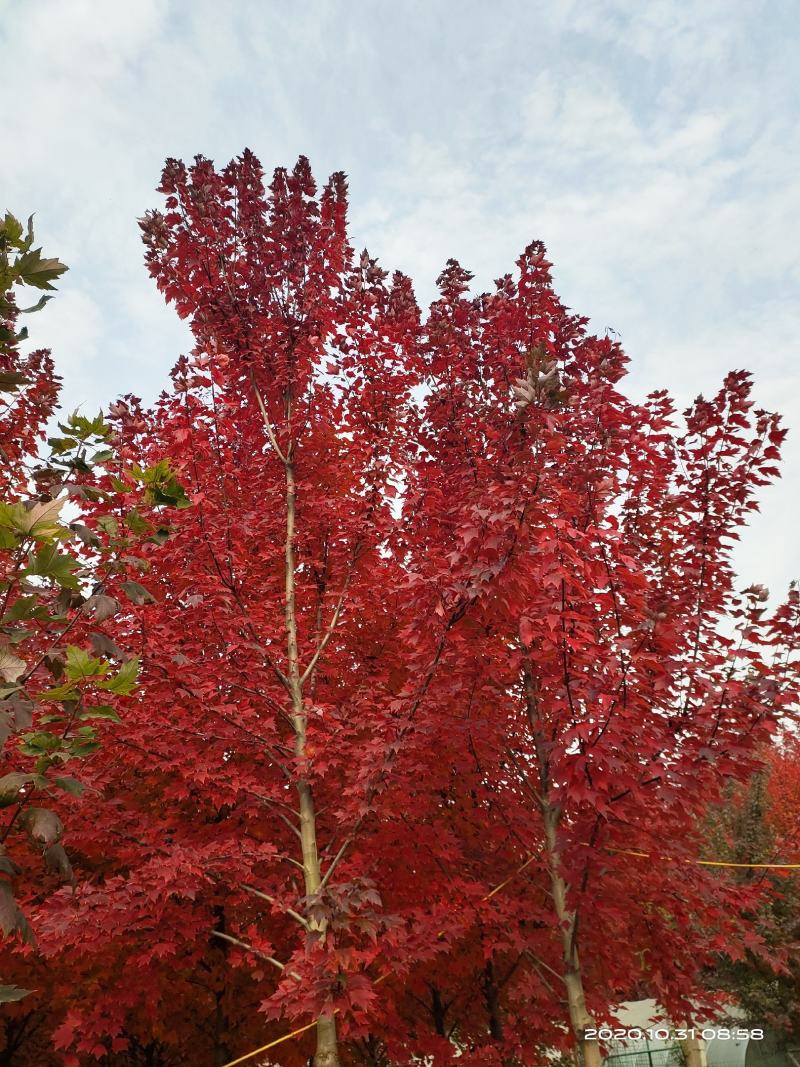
[707, 738, 800, 1041]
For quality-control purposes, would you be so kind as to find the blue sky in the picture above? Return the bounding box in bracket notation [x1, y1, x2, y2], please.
[3, 0, 798, 595]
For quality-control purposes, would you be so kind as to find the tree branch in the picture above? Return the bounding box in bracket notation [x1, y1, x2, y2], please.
[241, 884, 309, 929]
[211, 930, 300, 980]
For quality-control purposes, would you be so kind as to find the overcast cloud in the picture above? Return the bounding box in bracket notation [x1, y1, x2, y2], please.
[2, 0, 798, 595]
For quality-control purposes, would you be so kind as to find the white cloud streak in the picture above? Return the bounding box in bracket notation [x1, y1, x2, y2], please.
[3, 0, 797, 593]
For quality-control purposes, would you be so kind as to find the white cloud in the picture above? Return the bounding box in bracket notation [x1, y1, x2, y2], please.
[30, 288, 103, 412]
[3, 0, 797, 592]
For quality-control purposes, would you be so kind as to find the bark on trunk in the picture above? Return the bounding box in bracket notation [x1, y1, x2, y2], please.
[296, 780, 340, 1067]
[482, 960, 504, 1041]
[430, 984, 448, 1037]
[283, 455, 341, 1067]
[523, 656, 601, 1067]
[678, 1023, 707, 1067]
[543, 806, 602, 1067]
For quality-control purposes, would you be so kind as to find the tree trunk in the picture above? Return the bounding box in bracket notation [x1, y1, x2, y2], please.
[482, 960, 504, 1041]
[678, 1024, 707, 1067]
[283, 454, 341, 1067]
[523, 655, 602, 1067]
[430, 984, 448, 1037]
[297, 779, 340, 1067]
[543, 806, 602, 1067]
[313, 1015, 341, 1067]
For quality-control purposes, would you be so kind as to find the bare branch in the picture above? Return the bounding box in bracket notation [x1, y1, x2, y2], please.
[523, 949, 565, 987]
[241, 884, 309, 929]
[211, 930, 300, 980]
[300, 552, 359, 686]
[250, 371, 288, 465]
[319, 834, 354, 890]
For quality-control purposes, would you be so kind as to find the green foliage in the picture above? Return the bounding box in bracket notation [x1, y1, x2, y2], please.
[130, 458, 192, 509]
[97, 657, 140, 696]
[0, 211, 67, 350]
[0, 212, 138, 1000]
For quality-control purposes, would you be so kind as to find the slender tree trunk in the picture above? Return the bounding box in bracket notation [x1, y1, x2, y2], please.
[678, 1023, 707, 1067]
[482, 960, 505, 1041]
[213, 989, 231, 1067]
[430, 984, 448, 1037]
[543, 805, 602, 1067]
[522, 655, 601, 1067]
[283, 454, 340, 1067]
[296, 777, 339, 1067]
[211, 907, 232, 1066]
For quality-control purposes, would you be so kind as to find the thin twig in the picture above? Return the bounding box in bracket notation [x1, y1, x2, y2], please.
[211, 931, 300, 980]
[241, 884, 309, 929]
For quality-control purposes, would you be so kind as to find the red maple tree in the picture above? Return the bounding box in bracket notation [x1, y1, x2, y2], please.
[398, 246, 800, 1065]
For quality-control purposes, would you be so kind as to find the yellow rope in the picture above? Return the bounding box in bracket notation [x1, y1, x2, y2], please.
[221, 1019, 319, 1067]
[220, 853, 538, 1065]
[601, 845, 800, 869]
[484, 852, 538, 899]
[221, 845, 799, 1065]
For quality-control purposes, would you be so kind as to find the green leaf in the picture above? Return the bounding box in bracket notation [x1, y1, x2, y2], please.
[120, 581, 155, 605]
[18, 731, 62, 756]
[5, 627, 34, 644]
[53, 776, 84, 797]
[124, 509, 150, 536]
[136, 459, 191, 509]
[96, 515, 118, 536]
[15, 248, 68, 290]
[64, 645, 108, 681]
[0, 498, 67, 540]
[0, 370, 32, 392]
[26, 544, 79, 589]
[1, 212, 24, 247]
[18, 294, 52, 314]
[0, 500, 32, 531]
[0, 985, 32, 1003]
[2, 595, 39, 623]
[37, 681, 78, 701]
[65, 455, 91, 473]
[79, 704, 120, 722]
[59, 410, 109, 441]
[67, 740, 100, 758]
[47, 435, 79, 455]
[97, 656, 139, 696]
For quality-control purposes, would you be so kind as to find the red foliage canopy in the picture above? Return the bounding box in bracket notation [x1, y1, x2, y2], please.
[5, 152, 797, 1067]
